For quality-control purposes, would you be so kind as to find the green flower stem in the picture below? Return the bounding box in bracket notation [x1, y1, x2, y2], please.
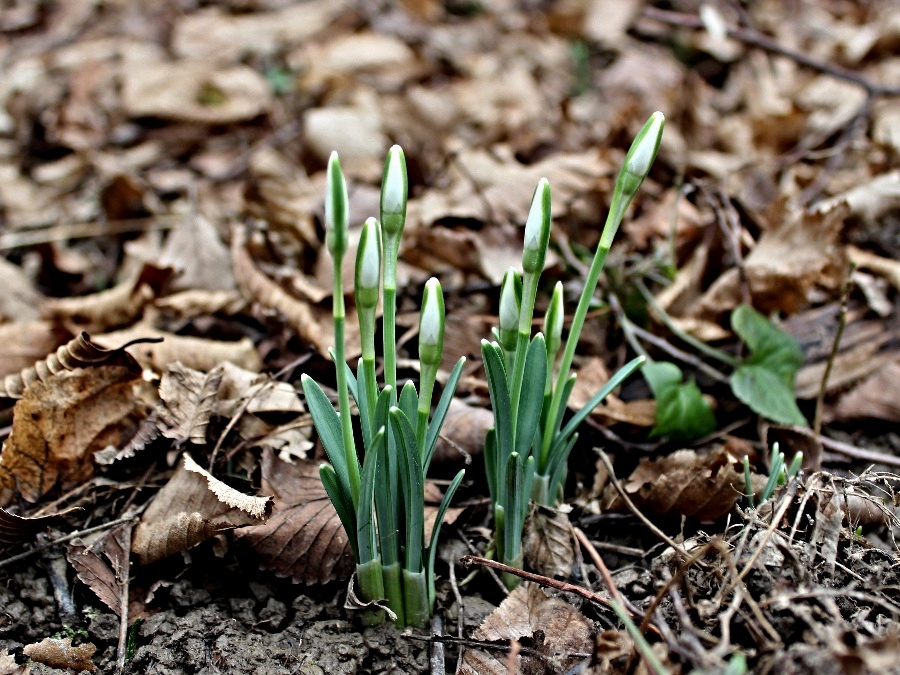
[381, 562, 405, 626]
[403, 569, 429, 628]
[382, 237, 401, 399]
[356, 558, 386, 626]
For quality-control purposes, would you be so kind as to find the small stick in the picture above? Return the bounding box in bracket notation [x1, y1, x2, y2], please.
[115, 526, 133, 675]
[430, 615, 445, 675]
[814, 263, 855, 435]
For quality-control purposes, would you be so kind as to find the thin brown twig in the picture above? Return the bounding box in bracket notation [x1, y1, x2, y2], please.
[814, 264, 856, 435]
[641, 7, 900, 96]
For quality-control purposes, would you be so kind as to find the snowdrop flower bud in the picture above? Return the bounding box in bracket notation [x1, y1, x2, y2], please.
[380, 145, 408, 238]
[355, 217, 381, 310]
[543, 281, 564, 361]
[621, 112, 665, 198]
[325, 152, 349, 260]
[419, 278, 445, 370]
[498, 268, 520, 352]
[522, 178, 551, 275]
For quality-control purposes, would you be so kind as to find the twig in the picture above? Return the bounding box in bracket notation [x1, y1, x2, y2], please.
[0, 217, 181, 250]
[115, 526, 133, 675]
[447, 548, 465, 674]
[458, 554, 662, 637]
[0, 514, 139, 572]
[814, 264, 855, 435]
[596, 451, 690, 559]
[641, 7, 900, 96]
[819, 435, 900, 469]
[430, 615, 445, 675]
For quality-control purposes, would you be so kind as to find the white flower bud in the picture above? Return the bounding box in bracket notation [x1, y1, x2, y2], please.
[623, 112, 665, 193]
[380, 145, 407, 233]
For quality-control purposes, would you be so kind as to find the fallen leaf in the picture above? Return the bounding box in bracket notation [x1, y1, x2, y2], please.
[123, 62, 272, 124]
[460, 583, 593, 675]
[832, 359, 900, 423]
[0, 507, 75, 551]
[522, 505, 575, 580]
[0, 355, 150, 506]
[0, 322, 69, 384]
[23, 638, 96, 672]
[158, 363, 224, 445]
[0, 648, 26, 675]
[429, 398, 491, 471]
[0, 256, 42, 322]
[158, 216, 236, 292]
[234, 449, 354, 585]
[602, 447, 745, 521]
[67, 524, 132, 616]
[132, 453, 271, 565]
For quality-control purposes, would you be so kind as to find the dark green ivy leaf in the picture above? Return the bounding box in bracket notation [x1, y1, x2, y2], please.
[643, 361, 716, 442]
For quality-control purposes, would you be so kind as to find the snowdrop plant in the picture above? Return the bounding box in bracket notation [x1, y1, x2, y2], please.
[483, 113, 664, 584]
[301, 149, 465, 627]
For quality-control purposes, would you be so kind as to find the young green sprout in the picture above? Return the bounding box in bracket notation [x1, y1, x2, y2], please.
[744, 443, 803, 508]
[302, 149, 465, 627]
[482, 112, 664, 585]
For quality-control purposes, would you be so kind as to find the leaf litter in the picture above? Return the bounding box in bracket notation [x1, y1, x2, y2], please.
[0, 0, 899, 673]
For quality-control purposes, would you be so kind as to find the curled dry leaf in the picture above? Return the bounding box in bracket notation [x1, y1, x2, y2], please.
[0, 321, 69, 384]
[0, 331, 159, 399]
[67, 524, 132, 617]
[601, 447, 745, 521]
[522, 505, 576, 580]
[94, 327, 262, 373]
[123, 62, 271, 124]
[158, 363, 224, 445]
[234, 449, 354, 585]
[42, 263, 174, 334]
[460, 583, 593, 675]
[22, 638, 96, 673]
[232, 224, 356, 357]
[132, 454, 272, 565]
[0, 507, 75, 551]
[0, 355, 150, 507]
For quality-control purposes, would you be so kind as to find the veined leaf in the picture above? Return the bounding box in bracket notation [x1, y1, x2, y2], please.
[643, 360, 715, 441]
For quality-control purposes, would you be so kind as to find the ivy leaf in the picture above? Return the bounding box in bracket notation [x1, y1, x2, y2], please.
[730, 305, 806, 426]
[643, 361, 716, 442]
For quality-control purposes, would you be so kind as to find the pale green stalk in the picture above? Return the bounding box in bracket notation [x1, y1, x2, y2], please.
[380, 146, 407, 400]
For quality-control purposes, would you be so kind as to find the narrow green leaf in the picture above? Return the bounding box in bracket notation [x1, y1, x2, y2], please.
[302, 375, 354, 501]
[423, 357, 466, 473]
[481, 340, 513, 493]
[390, 407, 425, 573]
[356, 360, 373, 450]
[399, 380, 419, 429]
[356, 429, 384, 565]
[319, 464, 358, 562]
[515, 335, 547, 457]
[426, 469, 465, 609]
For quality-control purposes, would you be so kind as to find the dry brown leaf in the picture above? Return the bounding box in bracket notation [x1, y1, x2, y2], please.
[847, 244, 900, 292]
[303, 101, 388, 180]
[153, 289, 247, 320]
[0, 507, 74, 551]
[522, 505, 575, 580]
[0, 356, 150, 506]
[232, 224, 356, 357]
[0, 256, 42, 322]
[568, 357, 656, 427]
[41, 263, 174, 334]
[586, 629, 676, 675]
[158, 363, 224, 445]
[123, 62, 271, 124]
[429, 398, 491, 471]
[158, 216, 236, 292]
[234, 450, 352, 584]
[94, 327, 262, 373]
[602, 448, 744, 521]
[0, 331, 158, 399]
[832, 359, 900, 423]
[22, 638, 96, 672]
[171, 1, 349, 62]
[0, 648, 27, 675]
[0, 322, 69, 384]
[67, 524, 132, 616]
[460, 583, 593, 675]
[132, 453, 272, 565]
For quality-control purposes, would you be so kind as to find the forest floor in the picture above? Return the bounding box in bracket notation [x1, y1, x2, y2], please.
[1, 0, 899, 673]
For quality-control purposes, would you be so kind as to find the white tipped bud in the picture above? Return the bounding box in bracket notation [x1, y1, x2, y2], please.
[619, 112, 665, 200]
[380, 145, 408, 232]
[522, 178, 551, 274]
[325, 152, 349, 259]
[499, 269, 520, 333]
[543, 281, 564, 358]
[357, 218, 381, 291]
[419, 278, 445, 369]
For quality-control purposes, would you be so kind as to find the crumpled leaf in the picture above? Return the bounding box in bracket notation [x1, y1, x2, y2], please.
[132, 454, 272, 565]
[602, 447, 745, 521]
[460, 583, 593, 675]
[0, 354, 150, 507]
[234, 449, 354, 585]
[0, 331, 159, 399]
[41, 263, 174, 334]
[23, 638, 96, 673]
[522, 505, 575, 580]
[0, 648, 27, 675]
[123, 62, 272, 124]
[158, 362, 224, 445]
[67, 524, 132, 616]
